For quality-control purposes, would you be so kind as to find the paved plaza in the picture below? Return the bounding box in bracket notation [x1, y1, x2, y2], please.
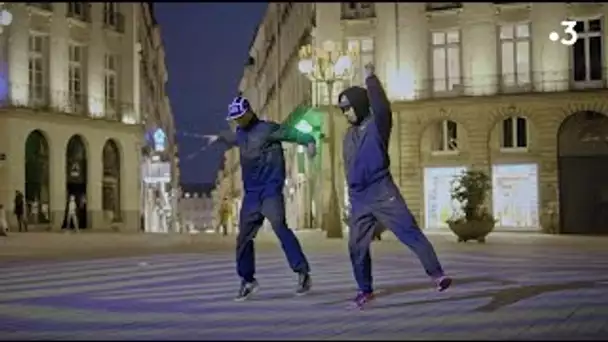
[0, 231, 607, 340]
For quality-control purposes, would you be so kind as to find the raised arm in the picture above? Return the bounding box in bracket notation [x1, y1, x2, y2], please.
[365, 67, 392, 143]
[268, 123, 315, 146]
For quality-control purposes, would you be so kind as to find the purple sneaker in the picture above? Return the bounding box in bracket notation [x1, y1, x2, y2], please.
[351, 291, 375, 310]
[434, 276, 452, 292]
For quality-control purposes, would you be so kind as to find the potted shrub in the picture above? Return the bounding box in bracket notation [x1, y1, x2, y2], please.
[446, 170, 496, 243]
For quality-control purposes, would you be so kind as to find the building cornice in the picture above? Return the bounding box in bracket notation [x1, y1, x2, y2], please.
[1, 108, 144, 135]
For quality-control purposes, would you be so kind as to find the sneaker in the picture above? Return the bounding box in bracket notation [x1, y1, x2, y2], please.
[295, 272, 311, 296]
[234, 280, 259, 302]
[435, 275, 452, 292]
[351, 291, 375, 309]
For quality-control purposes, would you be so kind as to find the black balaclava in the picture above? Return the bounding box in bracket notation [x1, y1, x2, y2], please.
[337, 86, 370, 126]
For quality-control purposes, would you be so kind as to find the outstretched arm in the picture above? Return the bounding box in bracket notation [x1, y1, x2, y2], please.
[365, 65, 392, 142]
[216, 130, 238, 149]
[268, 123, 315, 146]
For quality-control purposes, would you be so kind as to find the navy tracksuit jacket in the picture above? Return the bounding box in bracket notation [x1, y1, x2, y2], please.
[219, 116, 314, 282]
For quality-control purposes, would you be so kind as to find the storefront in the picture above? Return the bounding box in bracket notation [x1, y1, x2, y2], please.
[423, 166, 467, 230]
[491, 163, 540, 230]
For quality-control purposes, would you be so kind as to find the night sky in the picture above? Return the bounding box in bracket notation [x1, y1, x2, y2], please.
[155, 3, 267, 185]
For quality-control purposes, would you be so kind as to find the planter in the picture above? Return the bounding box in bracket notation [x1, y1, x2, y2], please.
[448, 220, 495, 243]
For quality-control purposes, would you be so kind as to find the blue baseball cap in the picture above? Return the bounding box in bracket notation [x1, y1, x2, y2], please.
[227, 96, 251, 120]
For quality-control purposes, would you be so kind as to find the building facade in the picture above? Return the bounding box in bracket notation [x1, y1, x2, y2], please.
[138, 3, 180, 234]
[236, 2, 608, 235]
[178, 183, 213, 233]
[0, 3, 176, 232]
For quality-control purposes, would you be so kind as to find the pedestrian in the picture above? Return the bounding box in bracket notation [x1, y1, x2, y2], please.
[13, 191, 27, 232]
[210, 96, 317, 301]
[0, 204, 8, 236]
[337, 63, 452, 309]
[67, 195, 80, 233]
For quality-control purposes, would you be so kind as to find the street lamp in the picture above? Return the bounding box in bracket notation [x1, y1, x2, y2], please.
[0, 4, 12, 34]
[298, 40, 357, 239]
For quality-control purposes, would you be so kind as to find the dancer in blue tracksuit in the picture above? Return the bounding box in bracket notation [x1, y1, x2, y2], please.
[337, 64, 452, 309]
[213, 96, 316, 301]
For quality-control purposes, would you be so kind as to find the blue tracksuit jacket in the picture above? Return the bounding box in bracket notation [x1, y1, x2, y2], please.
[219, 116, 315, 197]
[218, 115, 315, 281]
[341, 75, 392, 195]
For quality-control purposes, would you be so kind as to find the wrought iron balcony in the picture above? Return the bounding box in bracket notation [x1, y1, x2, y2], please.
[426, 3, 463, 11]
[370, 68, 608, 102]
[0, 83, 137, 124]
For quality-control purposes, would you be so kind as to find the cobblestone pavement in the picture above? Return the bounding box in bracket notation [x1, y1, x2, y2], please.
[0, 231, 607, 340]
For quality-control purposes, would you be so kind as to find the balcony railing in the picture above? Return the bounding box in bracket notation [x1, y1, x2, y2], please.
[67, 3, 91, 23]
[0, 83, 136, 124]
[29, 3, 53, 11]
[104, 11, 125, 33]
[374, 69, 608, 102]
[426, 3, 463, 11]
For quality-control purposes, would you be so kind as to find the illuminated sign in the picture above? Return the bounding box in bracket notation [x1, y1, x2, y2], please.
[424, 166, 466, 229]
[152, 128, 166, 152]
[492, 163, 539, 229]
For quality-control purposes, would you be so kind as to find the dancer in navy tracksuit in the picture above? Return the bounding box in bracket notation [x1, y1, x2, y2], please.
[337, 64, 452, 309]
[214, 96, 316, 301]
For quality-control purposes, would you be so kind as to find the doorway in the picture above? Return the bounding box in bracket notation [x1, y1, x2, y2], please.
[558, 111, 608, 235]
[65, 135, 88, 229]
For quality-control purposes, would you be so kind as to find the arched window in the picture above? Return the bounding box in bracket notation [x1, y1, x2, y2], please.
[25, 130, 50, 223]
[102, 140, 121, 222]
[432, 120, 459, 152]
[65, 134, 88, 229]
[501, 116, 528, 149]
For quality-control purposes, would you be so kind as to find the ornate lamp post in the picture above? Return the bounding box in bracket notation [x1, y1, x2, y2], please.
[298, 40, 357, 239]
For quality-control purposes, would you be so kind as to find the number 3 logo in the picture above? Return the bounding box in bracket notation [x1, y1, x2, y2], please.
[561, 21, 578, 46]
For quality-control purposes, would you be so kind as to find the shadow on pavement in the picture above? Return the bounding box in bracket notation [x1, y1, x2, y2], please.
[361, 279, 608, 313]
[256, 276, 514, 304]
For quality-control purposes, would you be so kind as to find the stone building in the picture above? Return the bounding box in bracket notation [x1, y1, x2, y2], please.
[0, 3, 176, 232]
[239, 2, 608, 235]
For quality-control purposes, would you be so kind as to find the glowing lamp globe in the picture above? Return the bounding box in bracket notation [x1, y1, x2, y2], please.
[0, 10, 12, 26]
[298, 59, 313, 74]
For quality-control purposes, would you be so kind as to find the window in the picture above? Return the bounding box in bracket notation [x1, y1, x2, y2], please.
[572, 18, 603, 86]
[68, 43, 85, 113]
[103, 3, 124, 32]
[433, 120, 459, 152]
[104, 54, 119, 118]
[346, 37, 375, 86]
[28, 33, 49, 106]
[499, 23, 531, 89]
[431, 30, 461, 94]
[501, 116, 528, 149]
[341, 3, 375, 19]
[67, 3, 90, 22]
